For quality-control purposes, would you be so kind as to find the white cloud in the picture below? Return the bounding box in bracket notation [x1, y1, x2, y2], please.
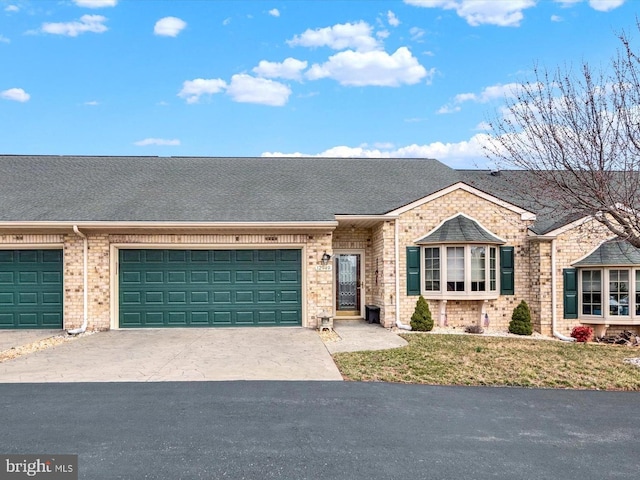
[178, 78, 227, 104]
[377, 30, 390, 39]
[84, 100, 99, 106]
[588, 0, 625, 11]
[287, 21, 379, 52]
[262, 134, 491, 167]
[154, 16, 187, 37]
[1, 88, 30, 102]
[0, 35, 10, 43]
[437, 105, 461, 114]
[551, 14, 563, 21]
[404, 0, 536, 27]
[5, 5, 19, 12]
[306, 47, 431, 87]
[475, 121, 491, 131]
[226, 74, 291, 106]
[409, 26, 426, 41]
[268, 8, 280, 17]
[222, 17, 231, 26]
[41, 14, 108, 36]
[134, 138, 180, 146]
[253, 57, 308, 81]
[73, 0, 117, 7]
[554, 0, 625, 10]
[387, 11, 400, 26]
[439, 83, 521, 113]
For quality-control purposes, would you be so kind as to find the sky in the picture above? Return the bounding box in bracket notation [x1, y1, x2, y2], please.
[0, 0, 637, 168]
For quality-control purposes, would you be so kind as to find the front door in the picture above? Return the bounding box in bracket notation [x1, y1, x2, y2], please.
[335, 253, 362, 316]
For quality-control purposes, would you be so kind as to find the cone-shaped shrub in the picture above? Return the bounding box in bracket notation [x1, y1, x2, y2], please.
[509, 300, 533, 335]
[410, 295, 434, 332]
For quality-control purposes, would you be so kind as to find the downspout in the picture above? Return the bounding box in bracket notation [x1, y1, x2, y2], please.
[67, 225, 88, 335]
[394, 219, 411, 330]
[551, 238, 574, 342]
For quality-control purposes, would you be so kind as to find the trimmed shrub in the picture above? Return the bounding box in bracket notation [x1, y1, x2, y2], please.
[410, 295, 434, 332]
[508, 300, 533, 336]
[465, 324, 484, 334]
[570, 326, 593, 343]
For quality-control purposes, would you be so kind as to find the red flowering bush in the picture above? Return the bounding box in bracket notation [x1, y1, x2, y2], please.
[570, 326, 594, 343]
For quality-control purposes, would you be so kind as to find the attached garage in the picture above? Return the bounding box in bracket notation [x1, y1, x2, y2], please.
[118, 249, 302, 328]
[0, 249, 64, 329]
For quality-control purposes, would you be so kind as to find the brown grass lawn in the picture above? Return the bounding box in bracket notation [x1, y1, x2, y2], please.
[332, 333, 640, 390]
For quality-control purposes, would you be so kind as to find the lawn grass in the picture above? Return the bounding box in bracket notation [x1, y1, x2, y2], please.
[332, 333, 640, 390]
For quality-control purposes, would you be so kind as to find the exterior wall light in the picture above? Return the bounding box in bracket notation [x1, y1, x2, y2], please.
[321, 252, 332, 265]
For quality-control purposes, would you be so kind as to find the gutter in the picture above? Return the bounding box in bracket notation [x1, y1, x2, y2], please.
[551, 238, 575, 342]
[395, 219, 404, 329]
[67, 225, 88, 335]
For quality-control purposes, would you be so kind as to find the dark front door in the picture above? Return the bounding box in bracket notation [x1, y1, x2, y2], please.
[335, 253, 361, 316]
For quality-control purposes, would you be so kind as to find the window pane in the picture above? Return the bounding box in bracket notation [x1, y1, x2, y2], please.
[581, 270, 602, 317]
[446, 247, 465, 291]
[489, 247, 497, 291]
[609, 269, 630, 316]
[424, 247, 440, 292]
[471, 246, 485, 291]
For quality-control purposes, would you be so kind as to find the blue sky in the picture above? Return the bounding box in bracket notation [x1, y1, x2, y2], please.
[0, 0, 636, 168]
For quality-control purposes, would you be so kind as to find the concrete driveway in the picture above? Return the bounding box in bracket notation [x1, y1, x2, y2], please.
[0, 328, 343, 382]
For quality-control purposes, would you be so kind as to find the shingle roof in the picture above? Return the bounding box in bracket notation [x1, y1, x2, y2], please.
[415, 214, 504, 244]
[0, 155, 461, 222]
[572, 239, 640, 266]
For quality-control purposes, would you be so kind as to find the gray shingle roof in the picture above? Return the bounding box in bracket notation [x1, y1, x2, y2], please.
[572, 239, 640, 266]
[415, 214, 504, 244]
[0, 156, 461, 222]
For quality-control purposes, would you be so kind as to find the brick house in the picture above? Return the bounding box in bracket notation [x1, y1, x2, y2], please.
[0, 155, 637, 338]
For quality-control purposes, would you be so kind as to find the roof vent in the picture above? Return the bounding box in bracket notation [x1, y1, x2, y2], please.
[490, 169, 501, 177]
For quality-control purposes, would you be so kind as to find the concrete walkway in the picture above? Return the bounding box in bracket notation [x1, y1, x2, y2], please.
[0, 321, 408, 383]
[0, 328, 343, 383]
[0, 330, 62, 352]
[326, 319, 408, 354]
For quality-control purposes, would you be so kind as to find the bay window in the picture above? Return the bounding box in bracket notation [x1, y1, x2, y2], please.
[578, 268, 639, 321]
[423, 245, 498, 299]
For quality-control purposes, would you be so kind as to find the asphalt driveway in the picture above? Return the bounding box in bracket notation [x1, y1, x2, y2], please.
[0, 328, 343, 382]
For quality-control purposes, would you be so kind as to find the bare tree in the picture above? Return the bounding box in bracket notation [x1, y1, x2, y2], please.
[485, 24, 640, 247]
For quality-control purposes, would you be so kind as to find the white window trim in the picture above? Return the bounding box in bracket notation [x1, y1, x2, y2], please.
[578, 267, 639, 325]
[421, 245, 500, 301]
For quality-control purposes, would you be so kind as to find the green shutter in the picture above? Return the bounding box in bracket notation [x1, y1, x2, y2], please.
[563, 268, 578, 319]
[406, 246, 421, 296]
[500, 246, 514, 295]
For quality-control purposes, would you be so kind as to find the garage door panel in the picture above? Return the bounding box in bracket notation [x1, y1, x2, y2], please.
[213, 291, 231, 303]
[191, 312, 209, 324]
[213, 271, 231, 283]
[119, 249, 301, 327]
[212, 312, 231, 324]
[235, 271, 253, 283]
[190, 271, 208, 283]
[146, 272, 163, 283]
[42, 271, 62, 284]
[257, 271, 276, 283]
[190, 291, 209, 303]
[0, 249, 63, 329]
[168, 271, 187, 284]
[258, 291, 276, 303]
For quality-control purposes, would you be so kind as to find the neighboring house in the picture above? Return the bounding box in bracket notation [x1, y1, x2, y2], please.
[0, 155, 637, 338]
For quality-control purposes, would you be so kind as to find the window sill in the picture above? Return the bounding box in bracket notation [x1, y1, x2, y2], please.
[579, 317, 640, 325]
[423, 293, 500, 301]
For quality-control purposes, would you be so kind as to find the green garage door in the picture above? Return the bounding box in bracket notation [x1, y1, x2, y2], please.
[0, 249, 64, 329]
[119, 249, 302, 328]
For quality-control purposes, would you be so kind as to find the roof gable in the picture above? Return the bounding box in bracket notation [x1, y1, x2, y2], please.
[415, 213, 505, 245]
[572, 239, 640, 266]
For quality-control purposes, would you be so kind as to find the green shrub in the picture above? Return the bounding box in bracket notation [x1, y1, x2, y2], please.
[410, 295, 434, 332]
[509, 300, 533, 336]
